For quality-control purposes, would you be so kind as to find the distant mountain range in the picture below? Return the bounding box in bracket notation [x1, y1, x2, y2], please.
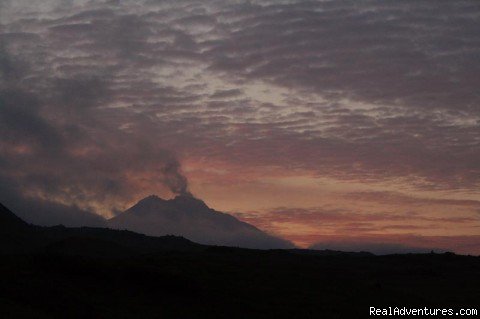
[109, 194, 293, 249]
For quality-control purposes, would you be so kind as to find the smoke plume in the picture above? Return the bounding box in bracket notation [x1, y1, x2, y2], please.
[161, 159, 190, 196]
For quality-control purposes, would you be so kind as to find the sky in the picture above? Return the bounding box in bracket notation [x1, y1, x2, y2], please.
[0, 0, 479, 254]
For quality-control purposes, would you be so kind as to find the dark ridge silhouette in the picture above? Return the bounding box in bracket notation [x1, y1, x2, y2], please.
[40, 225, 202, 253]
[0, 202, 35, 254]
[44, 236, 134, 258]
[0, 202, 29, 231]
[0, 201, 479, 318]
[0, 202, 202, 255]
[109, 194, 294, 249]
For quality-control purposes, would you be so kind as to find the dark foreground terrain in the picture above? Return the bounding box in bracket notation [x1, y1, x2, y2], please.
[1, 204, 479, 318]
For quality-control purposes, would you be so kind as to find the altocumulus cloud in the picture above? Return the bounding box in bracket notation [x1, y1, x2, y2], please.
[0, 0, 479, 225]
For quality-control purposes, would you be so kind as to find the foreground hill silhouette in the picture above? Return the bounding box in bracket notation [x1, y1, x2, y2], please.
[0, 202, 29, 231]
[0, 202, 201, 255]
[109, 194, 293, 249]
[0, 202, 479, 318]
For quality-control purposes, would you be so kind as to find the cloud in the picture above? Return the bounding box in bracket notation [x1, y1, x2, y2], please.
[0, 36, 192, 217]
[235, 205, 479, 235]
[210, 89, 243, 99]
[345, 191, 480, 208]
[207, 1, 480, 111]
[0, 177, 106, 227]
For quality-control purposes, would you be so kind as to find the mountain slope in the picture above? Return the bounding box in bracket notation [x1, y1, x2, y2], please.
[109, 194, 293, 249]
[0, 202, 29, 232]
[0, 202, 35, 253]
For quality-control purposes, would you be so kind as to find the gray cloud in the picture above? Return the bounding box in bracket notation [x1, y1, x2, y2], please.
[207, 1, 480, 111]
[0, 176, 106, 227]
[0, 28, 191, 217]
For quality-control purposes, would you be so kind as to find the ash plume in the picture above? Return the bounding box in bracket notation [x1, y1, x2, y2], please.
[161, 159, 190, 196]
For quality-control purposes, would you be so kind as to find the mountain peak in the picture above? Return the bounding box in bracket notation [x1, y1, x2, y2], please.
[129, 193, 209, 214]
[171, 194, 209, 211]
[110, 194, 294, 249]
[130, 195, 168, 212]
[141, 194, 165, 202]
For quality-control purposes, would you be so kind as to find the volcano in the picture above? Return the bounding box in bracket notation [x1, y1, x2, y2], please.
[108, 194, 293, 249]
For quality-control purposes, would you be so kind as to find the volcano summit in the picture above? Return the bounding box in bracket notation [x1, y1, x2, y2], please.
[108, 194, 293, 249]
